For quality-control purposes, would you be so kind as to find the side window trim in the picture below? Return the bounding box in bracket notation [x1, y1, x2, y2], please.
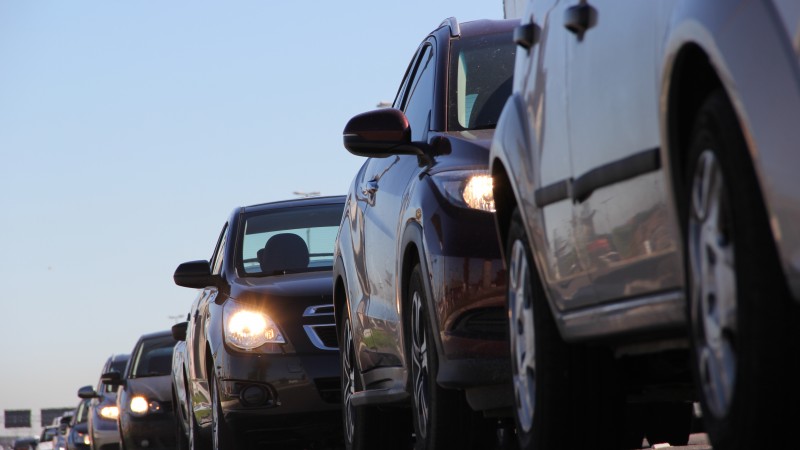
[210, 223, 228, 276]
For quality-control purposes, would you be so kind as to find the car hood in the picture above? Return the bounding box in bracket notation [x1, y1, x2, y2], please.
[125, 375, 172, 403]
[230, 270, 332, 300]
[427, 129, 495, 175]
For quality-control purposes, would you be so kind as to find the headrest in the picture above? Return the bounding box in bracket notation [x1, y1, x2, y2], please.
[257, 233, 310, 274]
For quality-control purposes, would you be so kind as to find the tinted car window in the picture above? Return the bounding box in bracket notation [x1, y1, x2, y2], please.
[129, 335, 176, 378]
[75, 400, 90, 424]
[238, 204, 342, 276]
[403, 45, 435, 141]
[449, 32, 515, 130]
[102, 357, 128, 393]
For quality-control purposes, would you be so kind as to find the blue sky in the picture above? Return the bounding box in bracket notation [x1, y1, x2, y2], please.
[0, 1, 504, 413]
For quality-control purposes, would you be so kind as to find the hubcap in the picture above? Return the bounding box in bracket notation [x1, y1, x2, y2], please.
[689, 150, 738, 418]
[342, 321, 356, 444]
[411, 290, 430, 439]
[509, 239, 536, 433]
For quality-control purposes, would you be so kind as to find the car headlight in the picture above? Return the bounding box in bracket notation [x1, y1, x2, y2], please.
[75, 430, 90, 446]
[430, 170, 495, 212]
[130, 396, 162, 416]
[99, 406, 119, 420]
[223, 301, 285, 350]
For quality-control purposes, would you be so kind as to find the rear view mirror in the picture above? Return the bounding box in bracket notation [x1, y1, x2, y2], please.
[172, 321, 188, 341]
[174, 260, 216, 289]
[101, 371, 124, 387]
[77, 385, 98, 399]
[343, 108, 423, 157]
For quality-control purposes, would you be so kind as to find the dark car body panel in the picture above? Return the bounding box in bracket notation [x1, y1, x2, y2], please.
[176, 196, 345, 445]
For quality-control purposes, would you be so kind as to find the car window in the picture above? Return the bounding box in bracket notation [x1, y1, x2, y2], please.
[448, 31, 515, 130]
[402, 44, 435, 141]
[129, 335, 176, 378]
[74, 400, 90, 424]
[210, 223, 228, 276]
[101, 357, 129, 393]
[237, 203, 343, 276]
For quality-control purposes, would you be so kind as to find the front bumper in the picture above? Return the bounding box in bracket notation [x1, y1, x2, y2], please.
[119, 413, 175, 450]
[216, 350, 341, 420]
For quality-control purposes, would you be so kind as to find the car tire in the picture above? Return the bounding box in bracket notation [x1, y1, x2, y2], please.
[643, 402, 692, 447]
[406, 265, 492, 450]
[685, 89, 799, 449]
[340, 313, 410, 450]
[210, 368, 236, 450]
[506, 208, 623, 450]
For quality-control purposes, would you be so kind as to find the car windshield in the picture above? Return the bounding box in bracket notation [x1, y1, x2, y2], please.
[129, 335, 175, 378]
[448, 30, 516, 131]
[237, 203, 343, 277]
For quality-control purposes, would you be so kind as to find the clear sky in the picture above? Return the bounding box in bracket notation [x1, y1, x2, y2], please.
[0, 1, 504, 413]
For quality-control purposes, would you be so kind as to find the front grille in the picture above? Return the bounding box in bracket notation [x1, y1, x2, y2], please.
[303, 324, 339, 350]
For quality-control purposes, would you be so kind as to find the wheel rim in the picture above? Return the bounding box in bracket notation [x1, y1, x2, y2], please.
[211, 373, 222, 449]
[410, 290, 430, 439]
[689, 149, 737, 418]
[342, 320, 356, 445]
[509, 239, 536, 433]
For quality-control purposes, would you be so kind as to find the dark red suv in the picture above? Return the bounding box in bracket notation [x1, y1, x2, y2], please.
[334, 17, 517, 450]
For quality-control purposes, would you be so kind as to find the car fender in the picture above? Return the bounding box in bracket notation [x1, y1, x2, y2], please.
[662, 0, 800, 300]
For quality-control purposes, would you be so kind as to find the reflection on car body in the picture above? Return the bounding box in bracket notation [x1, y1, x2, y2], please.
[490, 1, 800, 449]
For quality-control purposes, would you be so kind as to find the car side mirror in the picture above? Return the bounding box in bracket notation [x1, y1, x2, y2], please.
[77, 385, 99, 399]
[343, 108, 424, 158]
[100, 371, 124, 387]
[172, 321, 188, 341]
[174, 260, 216, 289]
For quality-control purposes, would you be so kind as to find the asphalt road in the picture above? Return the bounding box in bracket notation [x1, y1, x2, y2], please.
[634, 433, 712, 449]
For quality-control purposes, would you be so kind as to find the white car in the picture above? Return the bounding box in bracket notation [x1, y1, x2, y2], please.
[490, 1, 800, 449]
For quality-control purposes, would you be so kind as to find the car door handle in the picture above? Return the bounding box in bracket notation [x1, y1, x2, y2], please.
[564, 2, 597, 38]
[514, 21, 540, 50]
[361, 180, 379, 196]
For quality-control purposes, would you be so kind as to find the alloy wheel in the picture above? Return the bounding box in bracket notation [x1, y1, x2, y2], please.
[342, 321, 356, 445]
[509, 239, 536, 433]
[410, 290, 430, 439]
[688, 149, 738, 418]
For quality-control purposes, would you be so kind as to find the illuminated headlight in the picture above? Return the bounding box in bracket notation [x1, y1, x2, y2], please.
[431, 170, 495, 212]
[99, 405, 119, 420]
[223, 301, 285, 350]
[130, 395, 162, 416]
[76, 431, 90, 446]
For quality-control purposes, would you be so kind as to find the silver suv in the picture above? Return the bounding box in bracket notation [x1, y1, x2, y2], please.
[490, 1, 800, 449]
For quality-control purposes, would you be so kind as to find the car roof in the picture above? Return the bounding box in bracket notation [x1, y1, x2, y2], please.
[137, 329, 174, 342]
[242, 195, 346, 213]
[436, 17, 518, 40]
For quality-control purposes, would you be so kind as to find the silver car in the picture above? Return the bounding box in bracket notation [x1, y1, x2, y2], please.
[490, 1, 800, 449]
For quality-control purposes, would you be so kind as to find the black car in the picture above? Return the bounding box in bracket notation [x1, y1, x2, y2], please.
[103, 330, 177, 450]
[334, 17, 516, 450]
[78, 354, 130, 450]
[173, 196, 346, 449]
[66, 399, 91, 450]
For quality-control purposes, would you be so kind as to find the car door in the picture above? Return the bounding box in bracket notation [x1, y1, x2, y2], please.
[517, 0, 592, 312]
[186, 222, 226, 424]
[564, 0, 682, 306]
[359, 42, 435, 369]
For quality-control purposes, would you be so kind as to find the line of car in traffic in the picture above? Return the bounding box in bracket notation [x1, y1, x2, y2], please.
[52, 2, 800, 449]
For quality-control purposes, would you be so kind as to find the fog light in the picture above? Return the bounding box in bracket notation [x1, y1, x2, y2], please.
[240, 385, 272, 406]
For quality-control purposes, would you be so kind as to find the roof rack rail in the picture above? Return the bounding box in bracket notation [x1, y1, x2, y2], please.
[440, 17, 461, 38]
